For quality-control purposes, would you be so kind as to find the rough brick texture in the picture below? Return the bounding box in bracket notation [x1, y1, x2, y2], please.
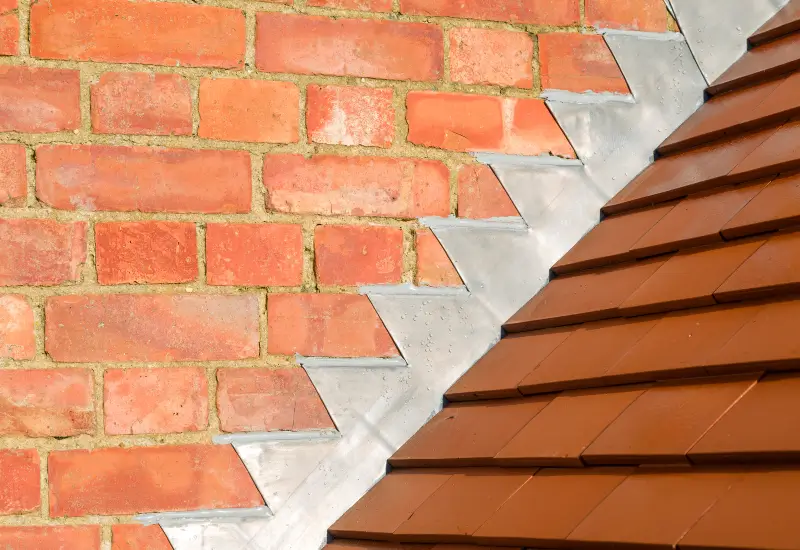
[0, 526, 100, 549]
[0, 0, 18, 55]
[315, 224, 403, 286]
[449, 27, 533, 88]
[0, 295, 35, 360]
[112, 525, 172, 550]
[585, 0, 668, 32]
[0, 219, 86, 286]
[0, 449, 39, 514]
[458, 164, 519, 219]
[0, 143, 26, 206]
[415, 229, 462, 287]
[217, 368, 334, 433]
[308, 0, 392, 11]
[401, 0, 581, 25]
[539, 34, 630, 94]
[0, 66, 80, 133]
[49, 445, 263, 517]
[307, 85, 395, 147]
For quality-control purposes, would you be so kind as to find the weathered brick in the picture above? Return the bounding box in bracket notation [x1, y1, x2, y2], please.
[457, 164, 519, 219]
[0, 295, 34, 360]
[0, 526, 100, 549]
[49, 445, 263, 517]
[307, 85, 394, 148]
[0, 219, 86, 286]
[256, 13, 443, 82]
[95, 222, 198, 285]
[585, 0, 668, 32]
[0, 143, 26, 206]
[401, 0, 580, 25]
[0, 66, 80, 132]
[45, 294, 259, 362]
[315, 224, 403, 286]
[30, 0, 245, 68]
[0, 450, 39, 515]
[415, 229, 462, 287]
[539, 34, 629, 94]
[36, 145, 251, 213]
[91, 72, 192, 136]
[206, 224, 303, 287]
[0, 369, 94, 437]
[307, 0, 391, 11]
[264, 154, 450, 218]
[449, 27, 533, 88]
[112, 525, 172, 550]
[104, 368, 208, 435]
[406, 92, 575, 157]
[267, 294, 398, 357]
[217, 368, 334, 433]
[199, 79, 299, 144]
[0, 0, 18, 56]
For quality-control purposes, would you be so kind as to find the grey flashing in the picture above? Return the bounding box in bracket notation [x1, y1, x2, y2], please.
[136, 507, 272, 526]
[473, 152, 584, 167]
[213, 430, 341, 445]
[541, 89, 636, 105]
[295, 354, 408, 369]
[359, 284, 469, 297]
[596, 28, 685, 41]
[419, 216, 528, 232]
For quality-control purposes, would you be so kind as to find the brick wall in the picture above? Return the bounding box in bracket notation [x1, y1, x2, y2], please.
[0, 0, 670, 545]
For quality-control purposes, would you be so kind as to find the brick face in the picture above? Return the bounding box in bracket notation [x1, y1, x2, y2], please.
[585, 0, 668, 32]
[307, 85, 395, 148]
[307, 0, 392, 11]
[0, 295, 34, 360]
[315, 224, 404, 286]
[539, 34, 629, 94]
[457, 164, 519, 219]
[112, 525, 172, 550]
[0, 526, 100, 549]
[30, 0, 246, 67]
[0, 219, 87, 286]
[0, 450, 39, 514]
[0, 66, 80, 133]
[449, 28, 533, 88]
[48, 445, 264, 517]
[401, 0, 581, 25]
[0, 143, 26, 206]
[217, 368, 334, 433]
[415, 229, 462, 287]
[256, 13, 443, 81]
[0, 0, 17, 55]
[45, 294, 260, 362]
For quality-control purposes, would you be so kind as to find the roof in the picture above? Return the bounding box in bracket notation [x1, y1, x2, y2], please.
[325, 3, 800, 549]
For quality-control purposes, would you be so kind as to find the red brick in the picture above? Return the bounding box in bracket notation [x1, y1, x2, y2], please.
[0, 369, 94, 437]
[450, 27, 533, 88]
[307, 0, 391, 11]
[0, 0, 17, 56]
[406, 92, 575, 156]
[0, 143, 26, 206]
[264, 154, 449, 218]
[0, 526, 100, 549]
[36, 145, 251, 213]
[316, 225, 403, 286]
[217, 368, 334, 433]
[45, 294, 259, 362]
[539, 34, 629, 94]
[457, 164, 519, 219]
[307, 85, 394, 148]
[49, 445, 263, 517]
[112, 525, 171, 550]
[415, 229, 462, 287]
[267, 293, 398, 357]
[0, 66, 80, 132]
[104, 367, 208, 435]
[401, 0, 580, 25]
[96, 222, 197, 285]
[0, 449, 39, 514]
[0, 295, 34, 360]
[0, 219, 86, 286]
[199, 79, 299, 144]
[91, 72, 192, 136]
[256, 13, 443, 81]
[206, 224, 303, 287]
[586, 0, 668, 32]
[30, 0, 245, 68]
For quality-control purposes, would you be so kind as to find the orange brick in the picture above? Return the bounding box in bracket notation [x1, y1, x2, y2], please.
[264, 154, 450, 218]
[36, 145, 251, 213]
[586, 0, 668, 31]
[0, 143, 27, 206]
[539, 34, 629, 94]
[316, 225, 403, 286]
[0, 0, 18, 55]
[307, 85, 394, 148]
[199, 79, 300, 143]
[415, 229, 462, 287]
[406, 92, 575, 157]
[457, 164, 519, 219]
[0, 526, 100, 549]
[91, 72, 192, 136]
[217, 368, 334, 433]
[0, 369, 94, 437]
[45, 294, 260, 362]
[450, 27, 533, 88]
[30, 0, 245, 68]
[307, 0, 391, 11]
[49, 445, 263, 517]
[104, 368, 208, 435]
[0, 66, 80, 132]
[267, 293, 398, 357]
[206, 224, 304, 287]
[0, 295, 34, 360]
[256, 13, 443, 81]
[96, 222, 197, 285]
[0, 450, 39, 514]
[112, 525, 172, 550]
[401, 0, 580, 25]
[0, 219, 86, 286]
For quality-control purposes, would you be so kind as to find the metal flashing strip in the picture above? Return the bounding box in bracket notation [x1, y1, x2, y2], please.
[359, 284, 469, 297]
[137, 507, 272, 526]
[596, 28, 685, 41]
[541, 90, 636, 105]
[295, 354, 408, 369]
[420, 216, 528, 232]
[213, 430, 341, 445]
[472, 152, 584, 167]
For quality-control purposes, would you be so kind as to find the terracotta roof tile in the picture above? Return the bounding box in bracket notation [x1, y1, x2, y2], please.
[729, 118, 800, 178]
[750, 0, 800, 45]
[722, 172, 800, 238]
[709, 33, 800, 95]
